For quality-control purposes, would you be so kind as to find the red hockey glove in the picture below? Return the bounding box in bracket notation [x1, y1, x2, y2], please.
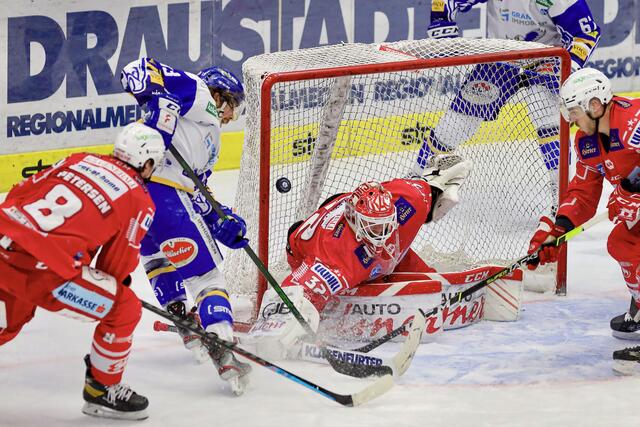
[607, 181, 640, 226]
[526, 216, 572, 270]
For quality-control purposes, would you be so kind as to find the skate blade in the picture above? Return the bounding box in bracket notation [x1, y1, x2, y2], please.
[612, 360, 640, 376]
[612, 330, 640, 340]
[82, 402, 149, 421]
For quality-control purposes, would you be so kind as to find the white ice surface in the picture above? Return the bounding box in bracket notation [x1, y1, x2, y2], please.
[1, 169, 639, 427]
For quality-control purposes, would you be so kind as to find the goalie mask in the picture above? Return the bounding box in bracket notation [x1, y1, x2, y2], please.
[344, 182, 399, 257]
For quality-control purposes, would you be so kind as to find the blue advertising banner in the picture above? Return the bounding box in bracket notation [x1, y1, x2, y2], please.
[0, 0, 638, 185]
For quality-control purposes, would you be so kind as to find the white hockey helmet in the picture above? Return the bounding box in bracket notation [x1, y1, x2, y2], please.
[114, 122, 165, 172]
[559, 68, 612, 121]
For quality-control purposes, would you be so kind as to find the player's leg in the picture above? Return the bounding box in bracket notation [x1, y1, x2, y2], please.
[525, 83, 561, 213]
[144, 183, 250, 394]
[0, 260, 37, 346]
[13, 263, 148, 420]
[412, 62, 520, 175]
[607, 223, 640, 340]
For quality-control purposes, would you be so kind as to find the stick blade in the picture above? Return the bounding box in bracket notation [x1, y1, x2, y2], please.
[339, 374, 394, 407]
[392, 310, 425, 377]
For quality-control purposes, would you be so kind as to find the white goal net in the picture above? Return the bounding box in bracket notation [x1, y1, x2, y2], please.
[224, 37, 570, 327]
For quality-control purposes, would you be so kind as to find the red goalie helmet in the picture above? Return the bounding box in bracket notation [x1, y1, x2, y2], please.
[344, 182, 398, 254]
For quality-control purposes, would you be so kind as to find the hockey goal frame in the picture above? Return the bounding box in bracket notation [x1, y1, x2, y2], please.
[241, 46, 571, 329]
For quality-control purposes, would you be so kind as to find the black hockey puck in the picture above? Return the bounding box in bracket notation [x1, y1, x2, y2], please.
[275, 177, 292, 193]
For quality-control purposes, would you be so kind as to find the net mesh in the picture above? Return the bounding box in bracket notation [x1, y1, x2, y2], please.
[224, 38, 566, 324]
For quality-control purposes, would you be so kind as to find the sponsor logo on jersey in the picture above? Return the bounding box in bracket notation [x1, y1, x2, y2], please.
[206, 101, 217, 117]
[311, 263, 343, 294]
[160, 237, 198, 267]
[609, 129, 624, 151]
[577, 135, 600, 159]
[570, 44, 589, 62]
[395, 196, 415, 225]
[460, 80, 500, 105]
[332, 221, 346, 238]
[52, 282, 113, 319]
[354, 245, 374, 268]
[629, 120, 640, 148]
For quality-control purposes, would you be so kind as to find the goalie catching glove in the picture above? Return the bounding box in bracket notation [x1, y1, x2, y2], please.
[526, 216, 574, 269]
[420, 154, 473, 222]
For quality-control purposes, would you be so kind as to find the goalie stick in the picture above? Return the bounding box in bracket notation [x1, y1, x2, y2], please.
[154, 308, 426, 378]
[350, 211, 609, 354]
[141, 300, 393, 407]
[167, 145, 396, 378]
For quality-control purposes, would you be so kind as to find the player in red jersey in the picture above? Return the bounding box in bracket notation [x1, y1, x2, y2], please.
[249, 155, 473, 358]
[525, 68, 640, 373]
[0, 122, 164, 420]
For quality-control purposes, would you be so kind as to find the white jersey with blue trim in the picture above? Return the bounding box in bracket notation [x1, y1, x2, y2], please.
[484, 0, 599, 68]
[121, 58, 222, 191]
[432, 1, 600, 69]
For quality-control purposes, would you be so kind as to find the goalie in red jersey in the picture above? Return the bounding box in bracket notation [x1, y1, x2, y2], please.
[0, 122, 164, 420]
[525, 68, 640, 374]
[249, 155, 473, 358]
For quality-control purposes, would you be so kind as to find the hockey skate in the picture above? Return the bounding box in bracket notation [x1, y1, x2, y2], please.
[82, 355, 149, 421]
[612, 346, 640, 376]
[166, 301, 210, 363]
[208, 343, 252, 396]
[610, 298, 640, 340]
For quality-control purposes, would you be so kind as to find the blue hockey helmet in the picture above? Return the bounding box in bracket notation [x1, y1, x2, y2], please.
[197, 66, 245, 108]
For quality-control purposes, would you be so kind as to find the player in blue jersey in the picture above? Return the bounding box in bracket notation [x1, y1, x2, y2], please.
[416, 0, 600, 208]
[120, 58, 251, 395]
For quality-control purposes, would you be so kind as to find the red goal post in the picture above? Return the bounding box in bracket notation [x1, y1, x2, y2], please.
[224, 38, 572, 330]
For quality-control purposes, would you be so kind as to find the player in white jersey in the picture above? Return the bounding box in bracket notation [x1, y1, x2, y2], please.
[120, 58, 251, 395]
[418, 0, 600, 207]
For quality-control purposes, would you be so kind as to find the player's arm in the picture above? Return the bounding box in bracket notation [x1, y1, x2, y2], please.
[427, 0, 486, 39]
[95, 202, 155, 285]
[548, 0, 601, 71]
[556, 158, 604, 227]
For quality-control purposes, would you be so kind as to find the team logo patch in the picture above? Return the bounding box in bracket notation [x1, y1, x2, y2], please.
[460, 80, 500, 105]
[52, 282, 113, 319]
[577, 135, 600, 159]
[355, 245, 374, 268]
[161, 237, 198, 267]
[395, 196, 415, 225]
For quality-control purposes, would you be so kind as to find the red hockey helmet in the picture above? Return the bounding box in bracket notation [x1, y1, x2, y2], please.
[344, 182, 398, 253]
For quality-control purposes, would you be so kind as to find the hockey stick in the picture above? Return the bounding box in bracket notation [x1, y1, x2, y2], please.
[166, 145, 393, 378]
[155, 307, 425, 378]
[298, 309, 426, 377]
[350, 211, 609, 354]
[141, 300, 393, 407]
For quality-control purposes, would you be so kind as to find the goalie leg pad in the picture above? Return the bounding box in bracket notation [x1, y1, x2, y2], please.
[249, 286, 320, 360]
